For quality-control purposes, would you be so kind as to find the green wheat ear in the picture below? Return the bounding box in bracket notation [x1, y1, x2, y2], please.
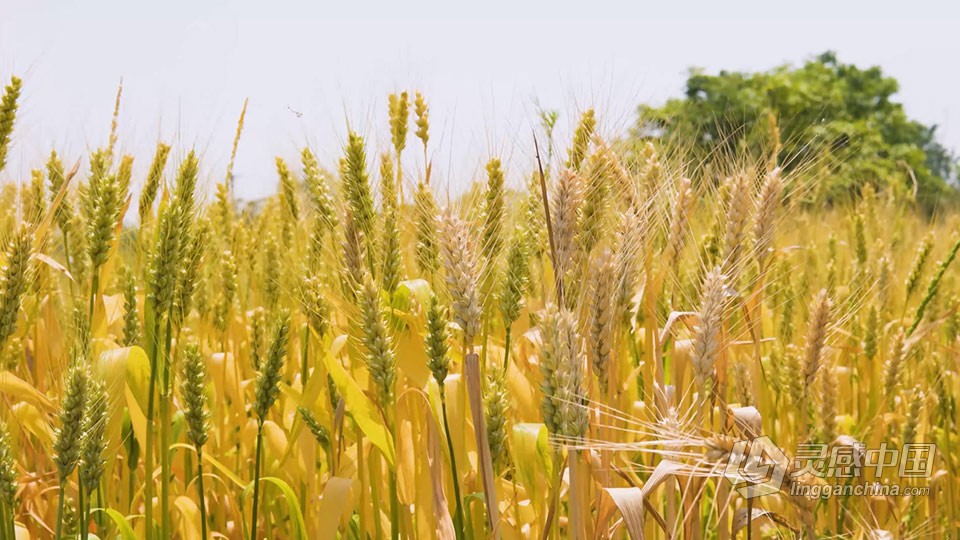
[297, 407, 330, 447]
[254, 310, 291, 421]
[120, 266, 141, 347]
[148, 198, 179, 316]
[0, 225, 33, 352]
[79, 376, 107, 493]
[425, 294, 450, 391]
[54, 362, 88, 482]
[47, 150, 74, 235]
[116, 154, 134, 202]
[379, 153, 402, 296]
[567, 108, 596, 172]
[60, 496, 78, 536]
[250, 307, 289, 540]
[388, 91, 409, 155]
[148, 152, 201, 318]
[81, 149, 122, 271]
[905, 233, 933, 301]
[138, 142, 171, 223]
[358, 272, 397, 405]
[498, 231, 530, 330]
[576, 151, 609, 257]
[0, 419, 17, 509]
[275, 156, 299, 223]
[24, 168, 47, 225]
[181, 342, 210, 449]
[0, 417, 16, 540]
[299, 275, 330, 339]
[483, 368, 509, 472]
[413, 181, 439, 279]
[339, 131, 375, 259]
[301, 147, 337, 234]
[482, 158, 505, 270]
[0, 76, 23, 173]
[173, 219, 207, 329]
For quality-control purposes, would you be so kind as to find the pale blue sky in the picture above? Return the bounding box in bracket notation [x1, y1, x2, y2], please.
[2, 0, 958, 200]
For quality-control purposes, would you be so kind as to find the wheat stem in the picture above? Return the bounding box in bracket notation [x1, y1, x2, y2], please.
[77, 483, 86, 540]
[54, 480, 66, 540]
[250, 422, 265, 540]
[197, 453, 207, 540]
[441, 396, 466, 540]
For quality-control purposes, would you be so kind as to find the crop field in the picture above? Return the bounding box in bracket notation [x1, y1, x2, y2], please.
[0, 76, 957, 539]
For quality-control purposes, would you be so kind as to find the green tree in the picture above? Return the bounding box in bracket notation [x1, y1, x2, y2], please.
[635, 52, 957, 212]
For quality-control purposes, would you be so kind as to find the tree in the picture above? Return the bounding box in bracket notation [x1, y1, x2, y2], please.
[634, 52, 957, 212]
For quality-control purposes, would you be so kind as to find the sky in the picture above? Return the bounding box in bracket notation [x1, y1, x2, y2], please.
[1, 0, 958, 201]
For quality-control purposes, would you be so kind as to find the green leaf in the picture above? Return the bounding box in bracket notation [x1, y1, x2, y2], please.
[241, 476, 308, 540]
[199, 446, 246, 489]
[93, 508, 138, 540]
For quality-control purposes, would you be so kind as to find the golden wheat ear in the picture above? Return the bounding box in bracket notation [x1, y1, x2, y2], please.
[439, 211, 482, 352]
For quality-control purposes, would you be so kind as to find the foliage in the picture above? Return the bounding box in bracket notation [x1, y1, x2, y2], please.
[635, 51, 958, 212]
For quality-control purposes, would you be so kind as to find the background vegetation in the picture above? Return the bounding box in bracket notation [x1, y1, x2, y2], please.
[634, 51, 958, 213]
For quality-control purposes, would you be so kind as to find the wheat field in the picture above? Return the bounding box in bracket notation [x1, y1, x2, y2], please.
[0, 77, 957, 539]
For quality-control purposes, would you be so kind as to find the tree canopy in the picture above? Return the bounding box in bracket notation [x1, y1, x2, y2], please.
[634, 52, 957, 212]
